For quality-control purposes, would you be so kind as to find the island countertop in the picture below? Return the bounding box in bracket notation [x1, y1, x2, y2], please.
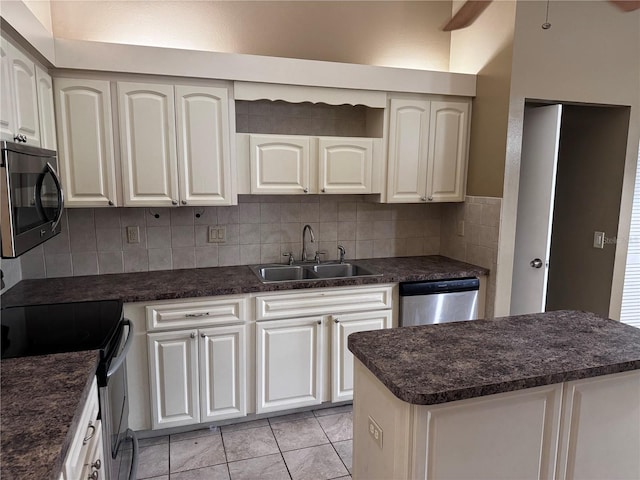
[348, 310, 640, 405]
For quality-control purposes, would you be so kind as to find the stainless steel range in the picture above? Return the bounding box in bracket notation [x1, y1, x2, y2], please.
[1, 300, 139, 479]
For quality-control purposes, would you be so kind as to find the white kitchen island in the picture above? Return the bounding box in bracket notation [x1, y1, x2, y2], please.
[348, 311, 640, 480]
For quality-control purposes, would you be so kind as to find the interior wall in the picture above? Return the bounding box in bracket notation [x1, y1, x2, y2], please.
[450, 0, 516, 198]
[546, 106, 630, 316]
[496, 0, 640, 318]
[50, 1, 452, 71]
[21, 0, 52, 33]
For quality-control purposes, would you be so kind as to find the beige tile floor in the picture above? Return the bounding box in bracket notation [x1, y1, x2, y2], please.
[134, 405, 353, 480]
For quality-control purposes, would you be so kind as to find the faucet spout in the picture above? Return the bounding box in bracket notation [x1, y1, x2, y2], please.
[302, 224, 316, 262]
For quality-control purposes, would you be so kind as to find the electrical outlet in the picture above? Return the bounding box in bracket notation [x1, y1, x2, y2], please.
[126, 226, 140, 244]
[457, 220, 465, 237]
[208, 226, 226, 243]
[593, 231, 605, 249]
[368, 416, 383, 449]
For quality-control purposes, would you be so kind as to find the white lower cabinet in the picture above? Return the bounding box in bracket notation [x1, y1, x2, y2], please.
[199, 324, 247, 422]
[148, 330, 200, 429]
[331, 310, 392, 402]
[555, 370, 640, 480]
[148, 323, 247, 429]
[352, 364, 640, 480]
[255, 285, 394, 411]
[62, 377, 103, 480]
[256, 316, 324, 414]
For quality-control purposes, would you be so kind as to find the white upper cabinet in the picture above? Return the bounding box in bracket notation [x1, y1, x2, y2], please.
[386, 97, 470, 203]
[55, 78, 118, 207]
[1, 38, 40, 146]
[319, 137, 373, 194]
[247, 134, 378, 195]
[175, 85, 233, 205]
[0, 39, 16, 141]
[426, 101, 470, 202]
[250, 134, 310, 194]
[118, 81, 180, 207]
[35, 66, 56, 150]
[386, 99, 430, 203]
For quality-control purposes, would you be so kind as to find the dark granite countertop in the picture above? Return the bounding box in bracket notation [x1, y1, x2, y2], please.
[0, 255, 488, 306]
[0, 255, 486, 477]
[1, 350, 100, 480]
[348, 310, 640, 405]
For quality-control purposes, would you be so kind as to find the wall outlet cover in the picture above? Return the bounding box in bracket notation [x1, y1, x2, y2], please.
[126, 226, 140, 244]
[368, 415, 383, 449]
[593, 231, 605, 249]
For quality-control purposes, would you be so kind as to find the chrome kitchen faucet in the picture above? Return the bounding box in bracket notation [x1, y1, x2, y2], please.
[301, 224, 316, 261]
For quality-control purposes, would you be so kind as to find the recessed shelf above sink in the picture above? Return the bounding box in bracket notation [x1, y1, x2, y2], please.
[250, 262, 381, 283]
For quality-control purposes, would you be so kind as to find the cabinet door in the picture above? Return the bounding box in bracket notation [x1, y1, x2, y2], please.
[36, 66, 56, 150]
[148, 330, 199, 429]
[55, 78, 118, 207]
[426, 100, 470, 202]
[386, 99, 430, 203]
[118, 82, 179, 206]
[319, 137, 373, 194]
[0, 38, 16, 141]
[256, 316, 323, 413]
[331, 310, 391, 402]
[556, 371, 640, 480]
[176, 85, 234, 206]
[417, 384, 563, 480]
[199, 324, 247, 422]
[6, 41, 40, 145]
[250, 134, 310, 194]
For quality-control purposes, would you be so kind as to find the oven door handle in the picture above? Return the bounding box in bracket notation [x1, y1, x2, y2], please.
[107, 319, 133, 378]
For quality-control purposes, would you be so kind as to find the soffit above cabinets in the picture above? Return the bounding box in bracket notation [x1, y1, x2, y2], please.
[51, 38, 476, 98]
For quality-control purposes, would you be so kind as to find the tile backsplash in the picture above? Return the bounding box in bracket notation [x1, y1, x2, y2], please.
[441, 196, 501, 318]
[20, 195, 445, 279]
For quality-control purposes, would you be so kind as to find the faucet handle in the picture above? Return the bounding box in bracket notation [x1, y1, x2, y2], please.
[337, 245, 346, 263]
[314, 250, 327, 263]
[282, 252, 295, 265]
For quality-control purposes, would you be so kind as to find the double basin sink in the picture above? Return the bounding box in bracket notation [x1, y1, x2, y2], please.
[251, 261, 381, 283]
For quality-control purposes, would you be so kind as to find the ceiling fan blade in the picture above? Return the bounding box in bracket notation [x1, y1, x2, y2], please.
[608, 0, 640, 12]
[442, 0, 493, 31]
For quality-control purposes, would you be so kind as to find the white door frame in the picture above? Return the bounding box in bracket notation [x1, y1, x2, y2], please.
[495, 98, 640, 319]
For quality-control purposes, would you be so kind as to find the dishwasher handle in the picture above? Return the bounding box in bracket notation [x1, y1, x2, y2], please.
[400, 278, 479, 296]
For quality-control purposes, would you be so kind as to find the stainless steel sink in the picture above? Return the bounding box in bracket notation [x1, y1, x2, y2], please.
[255, 265, 318, 282]
[311, 262, 376, 278]
[251, 262, 380, 283]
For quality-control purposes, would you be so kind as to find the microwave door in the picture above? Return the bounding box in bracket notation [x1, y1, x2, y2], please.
[1, 145, 64, 258]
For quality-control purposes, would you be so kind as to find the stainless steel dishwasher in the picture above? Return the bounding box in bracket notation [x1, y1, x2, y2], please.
[399, 278, 480, 326]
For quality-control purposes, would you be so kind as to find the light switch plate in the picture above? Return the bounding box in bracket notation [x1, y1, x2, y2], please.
[593, 231, 605, 249]
[208, 226, 226, 243]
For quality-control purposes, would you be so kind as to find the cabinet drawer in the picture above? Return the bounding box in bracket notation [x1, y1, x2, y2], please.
[64, 377, 99, 480]
[255, 285, 393, 320]
[146, 297, 247, 331]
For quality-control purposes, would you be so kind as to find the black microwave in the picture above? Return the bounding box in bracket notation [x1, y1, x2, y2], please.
[0, 141, 64, 258]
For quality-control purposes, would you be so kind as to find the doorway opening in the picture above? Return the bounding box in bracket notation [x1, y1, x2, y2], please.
[510, 101, 630, 317]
